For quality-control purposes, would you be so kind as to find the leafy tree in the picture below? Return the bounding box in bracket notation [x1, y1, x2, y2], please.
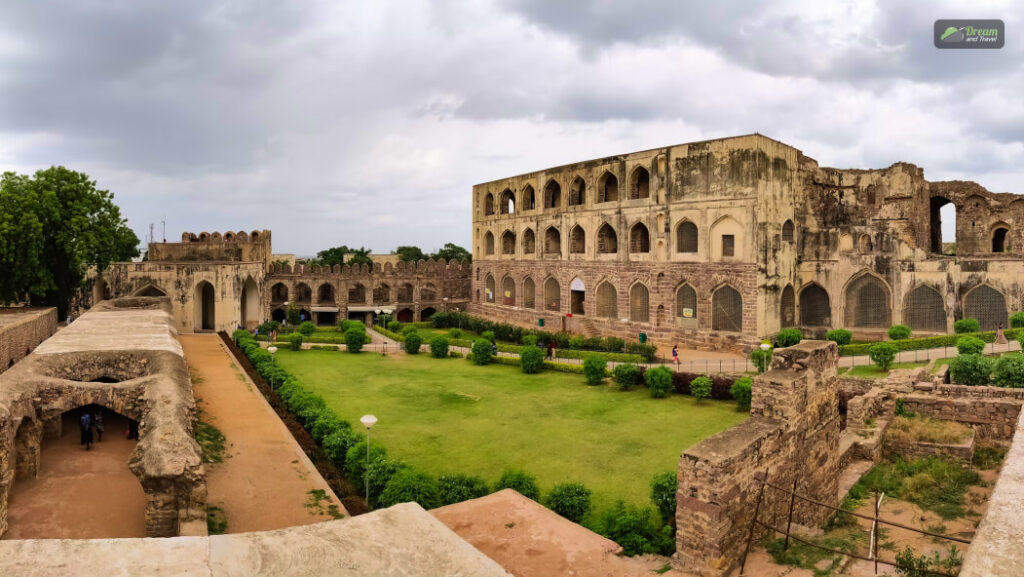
[956, 336, 986, 356]
[690, 376, 713, 402]
[0, 167, 139, 315]
[868, 342, 898, 371]
[543, 482, 592, 523]
[730, 377, 753, 410]
[348, 247, 373, 267]
[519, 345, 544, 373]
[430, 242, 471, 263]
[379, 469, 440, 509]
[286, 333, 303, 351]
[429, 336, 449, 358]
[582, 355, 607, 385]
[286, 303, 301, 325]
[315, 246, 350, 268]
[649, 471, 677, 524]
[345, 328, 367, 353]
[949, 354, 994, 387]
[403, 331, 423, 354]
[992, 354, 1024, 388]
[470, 339, 493, 365]
[394, 245, 426, 262]
[592, 502, 674, 556]
[645, 366, 674, 398]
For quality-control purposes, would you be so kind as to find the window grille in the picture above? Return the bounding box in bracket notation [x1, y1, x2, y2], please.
[903, 285, 946, 332]
[799, 285, 831, 327]
[677, 222, 698, 253]
[630, 284, 650, 322]
[523, 278, 535, 309]
[722, 235, 735, 257]
[965, 285, 1007, 331]
[712, 285, 743, 332]
[596, 282, 617, 318]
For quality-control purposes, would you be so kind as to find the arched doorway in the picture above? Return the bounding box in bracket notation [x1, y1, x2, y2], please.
[271, 308, 286, 323]
[397, 308, 414, 323]
[570, 277, 585, 315]
[194, 281, 215, 331]
[240, 277, 259, 329]
[93, 278, 111, 305]
[420, 307, 437, 321]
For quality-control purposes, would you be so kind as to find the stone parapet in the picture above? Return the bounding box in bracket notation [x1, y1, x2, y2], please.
[0, 308, 57, 376]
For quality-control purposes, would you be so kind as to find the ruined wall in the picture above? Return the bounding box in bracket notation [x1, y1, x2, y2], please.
[0, 309, 57, 375]
[902, 387, 1022, 441]
[148, 229, 272, 263]
[675, 341, 842, 576]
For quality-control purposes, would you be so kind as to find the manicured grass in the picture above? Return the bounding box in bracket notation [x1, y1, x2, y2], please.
[843, 361, 927, 379]
[276, 350, 747, 509]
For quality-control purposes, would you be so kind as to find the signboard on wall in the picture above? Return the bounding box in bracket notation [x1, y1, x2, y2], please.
[682, 308, 694, 318]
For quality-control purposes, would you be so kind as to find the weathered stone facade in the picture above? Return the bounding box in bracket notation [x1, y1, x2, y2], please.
[0, 297, 206, 538]
[0, 308, 57, 375]
[471, 133, 1024, 351]
[79, 230, 470, 334]
[674, 341, 842, 575]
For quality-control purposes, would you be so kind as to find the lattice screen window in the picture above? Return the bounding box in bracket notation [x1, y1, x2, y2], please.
[712, 285, 743, 332]
[630, 167, 650, 200]
[523, 278, 536, 309]
[570, 226, 586, 254]
[677, 222, 698, 253]
[630, 283, 650, 322]
[596, 282, 618, 318]
[420, 284, 436, 301]
[544, 228, 561, 254]
[780, 285, 795, 327]
[485, 232, 494, 255]
[844, 275, 890, 327]
[484, 275, 496, 303]
[965, 285, 1007, 331]
[318, 284, 335, 304]
[502, 277, 516, 306]
[676, 285, 697, 321]
[544, 278, 561, 311]
[502, 231, 515, 255]
[271, 283, 289, 301]
[799, 284, 831, 327]
[569, 177, 585, 206]
[598, 224, 618, 253]
[722, 235, 735, 257]
[373, 285, 390, 302]
[349, 284, 366, 303]
[903, 286, 946, 332]
[630, 224, 650, 253]
[599, 172, 618, 203]
[545, 181, 560, 209]
[782, 220, 795, 242]
[523, 229, 536, 254]
[295, 284, 312, 302]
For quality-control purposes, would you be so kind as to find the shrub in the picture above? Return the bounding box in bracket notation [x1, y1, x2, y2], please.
[286, 333, 303, 351]
[730, 377, 753, 411]
[364, 458, 409, 508]
[603, 336, 626, 352]
[322, 429, 358, 470]
[582, 355, 607, 386]
[612, 363, 640, 390]
[344, 328, 367, 353]
[438, 474, 491, 506]
[868, 342, 898, 371]
[471, 339, 493, 365]
[429, 336, 449, 358]
[388, 320, 402, 332]
[403, 332, 422, 354]
[310, 411, 348, 443]
[400, 324, 417, 335]
[954, 318, 980, 334]
[750, 347, 772, 372]
[521, 334, 539, 347]
[298, 321, 316, 336]
[448, 328, 463, 339]
[481, 330, 496, 343]
[776, 328, 802, 347]
[649, 471, 677, 524]
[378, 469, 441, 509]
[592, 502, 674, 556]
[494, 469, 540, 501]
[690, 376, 713, 402]
[956, 336, 986, 356]
[624, 342, 657, 361]
[543, 482, 592, 523]
[1011, 312, 1024, 329]
[286, 303, 300, 326]
[888, 324, 911, 341]
[520, 345, 545, 374]
[645, 366, 674, 398]
[992, 354, 1024, 388]
[894, 397, 916, 418]
[568, 336, 586, 350]
[344, 440, 387, 491]
[949, 354, 994, 387]
[826, 329, 853, 346]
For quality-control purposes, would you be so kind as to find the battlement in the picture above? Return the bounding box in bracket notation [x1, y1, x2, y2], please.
[179, 230, 271, 243]
[269, 258, 469, 277]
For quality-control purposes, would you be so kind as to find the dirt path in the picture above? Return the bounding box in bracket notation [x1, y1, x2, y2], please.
[4, 410, 146, 539]
[181, 334, 345, 533]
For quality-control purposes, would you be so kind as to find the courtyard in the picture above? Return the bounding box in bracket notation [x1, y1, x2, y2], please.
[274, 349, 747, 510]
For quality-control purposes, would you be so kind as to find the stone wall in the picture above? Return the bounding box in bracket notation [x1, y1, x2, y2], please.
[902, 390, 1022, 441]
[674, 341, 842, 576]
[0, 309, 57, 375]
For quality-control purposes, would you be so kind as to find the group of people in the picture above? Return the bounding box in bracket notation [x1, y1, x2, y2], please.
[79, 408, 139, 450]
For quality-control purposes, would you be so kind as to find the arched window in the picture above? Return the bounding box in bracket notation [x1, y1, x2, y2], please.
[501, 230, 516, 255]
[348, 283, 366, 303]
[858, 234, 873, 253]
[630, 283, 650, 322]
[844, 274, 891, 328]
[903, 285, 946, 332]
[373, 283, 391, 302]
[523, 228, 536, 254]
[710, 216, 742, 260]
[712, 285, 743, 332]
[597, 223, 618, 254]
[317, 284, 335, 304]
[523, 277, 536, 309]
[930, 196, 956, 253]
[398, 283, 414, 302]
[570, 225, 586, 254]
[522, 185, 535, 211]
[598, 171, 618, 203]
[544, 227, 561, 255]
[965, 285, 1007, 331]
[782, 220, 795, 242]
[294, 283, 312, 302]
[420, 283, 437, 301]
[502, 275, 516, 306]
[544, 277, 561, 311]
[677, 221, 698, 253]
[629, 223, 650, 253]
[485, 274, 496, 303]
[799, 284, 831, 327]
[483, 193, 494, 216]
[993, 226, 1009, 253]
[271, 283, 289, 302]
[485, 232, 495, 255]
[500, 188, 515, 214]
[544, 179, 561, 209]
[629, 166, 650, 200]
[596, 281, 618, 318]
[568, 176, 586, 206]
[676, 284, 697, 328]
[780, 285, 795, 328]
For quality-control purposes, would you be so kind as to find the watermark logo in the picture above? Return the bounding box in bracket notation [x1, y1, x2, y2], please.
[935, 19, 1004, 49]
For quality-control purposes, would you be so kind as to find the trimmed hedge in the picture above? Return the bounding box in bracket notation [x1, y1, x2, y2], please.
[838, 327, 1023, 356]
[689, 376, 712, 402]
[520, 345, 545, 374]
[776, 328, 802, 347]
[644, 366, 674, 399]
[954, 318, 981, 334]
[429, 336, 450, 358]
[826, 329, 853, 346]
[730, 377, 752, 411]
[672, 372, 736, 400]
[438, 474, 491, 506]
[404, 332, 423, 354]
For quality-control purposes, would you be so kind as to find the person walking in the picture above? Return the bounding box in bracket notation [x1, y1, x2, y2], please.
[93, 409, 104, 443]
[80, 412, 93, 450]
[545, 341, 554, 360]
[672, 344, 679, 369]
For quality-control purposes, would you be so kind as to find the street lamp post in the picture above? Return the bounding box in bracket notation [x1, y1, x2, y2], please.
[759, 342, 772, 373]
[360, 414, 378, 504]
[267, 346, 278, 363]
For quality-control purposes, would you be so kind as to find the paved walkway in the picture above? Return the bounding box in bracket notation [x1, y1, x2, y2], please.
[182, 334, 345, 533]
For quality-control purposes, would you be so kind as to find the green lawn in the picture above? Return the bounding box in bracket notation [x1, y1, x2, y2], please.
[275, 350, 747, 509]
[841, 361, 927, 379]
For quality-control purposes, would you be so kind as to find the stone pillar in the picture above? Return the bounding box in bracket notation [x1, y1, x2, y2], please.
[42, 413, 62, 441]
[13, 418, 42, 481]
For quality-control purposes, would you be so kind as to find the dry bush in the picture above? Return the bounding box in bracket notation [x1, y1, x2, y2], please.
[886, 416, 972, 445]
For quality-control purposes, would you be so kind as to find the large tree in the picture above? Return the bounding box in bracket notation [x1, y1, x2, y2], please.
[394, 245, 426, 262]
[0, 167, 139, 316]
[347, 246, 373, 267]
[314, 245, 350, 268]
[430, 242, 471, 263]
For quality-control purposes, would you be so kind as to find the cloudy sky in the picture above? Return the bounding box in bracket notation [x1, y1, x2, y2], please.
[0, 0, 1020, 255]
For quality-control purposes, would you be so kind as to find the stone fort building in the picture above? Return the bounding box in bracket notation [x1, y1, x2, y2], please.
[83, 230, 471, 334]
[470, 133, 1024, 351]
